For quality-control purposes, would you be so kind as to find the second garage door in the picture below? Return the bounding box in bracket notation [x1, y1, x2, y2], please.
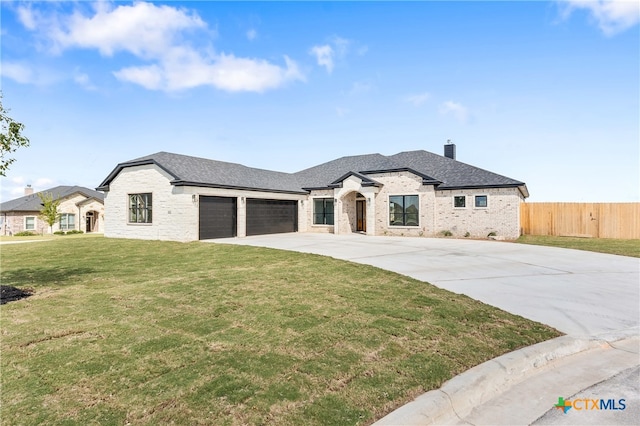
[246, 199, 298, 236]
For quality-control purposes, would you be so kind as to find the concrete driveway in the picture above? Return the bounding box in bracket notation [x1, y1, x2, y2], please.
[209, 233, 639, 338]
[210, 233, 639, 424]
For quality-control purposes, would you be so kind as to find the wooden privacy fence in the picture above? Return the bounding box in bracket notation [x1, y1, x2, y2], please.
[520, 203, 640, 239]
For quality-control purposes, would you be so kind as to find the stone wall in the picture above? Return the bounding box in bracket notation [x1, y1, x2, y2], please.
[368, 171, 435, 237]
[434, 187, 524, 239]
[104, 164, 305, 242]
[307, 189, 335, 234]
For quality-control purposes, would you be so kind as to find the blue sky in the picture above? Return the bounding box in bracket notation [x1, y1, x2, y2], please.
[1, 0, 638, 202]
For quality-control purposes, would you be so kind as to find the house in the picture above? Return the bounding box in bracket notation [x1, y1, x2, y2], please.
[0, 185, 105, 235]
[97, 144, 528, 242]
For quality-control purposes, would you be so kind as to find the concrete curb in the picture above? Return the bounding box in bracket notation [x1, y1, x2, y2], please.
[374, 331, 639, 425]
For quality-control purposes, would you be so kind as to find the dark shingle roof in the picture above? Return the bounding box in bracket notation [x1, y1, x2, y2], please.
[98, 152, 307, 194]
[98, 149, 528, 197]
[0, 186, 105, 212]
[293, 154, 397, 190]
[293, 150, 526, 194]
[388, 150, 526, 190]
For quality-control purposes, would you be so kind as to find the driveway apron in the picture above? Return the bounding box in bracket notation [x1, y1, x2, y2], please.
[208, 233, 639, 338]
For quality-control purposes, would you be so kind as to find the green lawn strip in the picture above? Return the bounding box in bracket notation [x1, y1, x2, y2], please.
[1, 238, 560, 425]
[516, 235, 640, 258]
[0, 233, 103, 242]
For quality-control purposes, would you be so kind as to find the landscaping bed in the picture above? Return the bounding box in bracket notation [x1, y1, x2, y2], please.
[0, 285, 32, 304]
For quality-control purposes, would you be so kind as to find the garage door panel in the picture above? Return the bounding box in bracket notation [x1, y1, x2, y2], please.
[199, 196, 236, 239]
[246, 199, 297, 236]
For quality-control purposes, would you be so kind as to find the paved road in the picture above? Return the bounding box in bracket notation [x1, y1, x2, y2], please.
[210, 233, 639, 338]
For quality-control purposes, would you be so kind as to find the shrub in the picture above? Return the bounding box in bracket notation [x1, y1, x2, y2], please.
[464, 232, 470, 238]
[66, 230, 84, 235]
[14, 231, 37, 236]
[53, 231, 66, 235]
[441, 230, 453, 237]
[487, 231, 497, 237]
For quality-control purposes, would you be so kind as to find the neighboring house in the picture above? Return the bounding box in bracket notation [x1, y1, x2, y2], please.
[0, 186, 105, 235]
[97, 144, 529, 242]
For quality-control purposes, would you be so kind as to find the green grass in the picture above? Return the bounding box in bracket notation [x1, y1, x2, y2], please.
[1, 237, 561, 425]
[516, 235, 640, 258]
[0, 233, 102, 242]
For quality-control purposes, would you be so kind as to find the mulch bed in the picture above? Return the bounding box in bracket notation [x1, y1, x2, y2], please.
[1, 285, 33, 305]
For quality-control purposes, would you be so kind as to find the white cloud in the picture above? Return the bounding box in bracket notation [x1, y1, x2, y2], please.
[405, 92, 431, 106]
[114, 51, 304, 93]
[336, 107, 351, 117]
[113, 64, 164, 90]
[439, 101, 469, 123]
[50, 1, 206, 57]
[357, 45, 369, 56]
[348, 81, 373, 96]
[0, 177, 56, 203]
[560, 0, 640, 36]
[331, 36, 350, 56]
[1, 62, 34, 84]
[35, 177, 54, 188]
[17, 5, 37, 30]
[0, 61, 62, 86]
[16, 1, 303, 93]
[310, 44, 335, 73]
[310, 35, 354, 74]
[74, 71, 97, 90]
[246, 29, 257, 41]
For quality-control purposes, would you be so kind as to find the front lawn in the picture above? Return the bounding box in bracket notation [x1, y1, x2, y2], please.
[1, 238, 560, 425]
[516, 235, 640, 258]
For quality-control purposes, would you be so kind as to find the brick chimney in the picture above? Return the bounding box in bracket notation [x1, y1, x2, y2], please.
[24, 185, 33, 196]
[444, 140, 456, 160]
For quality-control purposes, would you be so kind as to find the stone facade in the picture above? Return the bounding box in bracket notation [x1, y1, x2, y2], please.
[368, 171, 434, 237]
[103, 164, 524, 242]
[307, 189, 335, 234]
[104, 164, 306, 242]
[434, 187, 524, 239]
[303, 173, 523, 240]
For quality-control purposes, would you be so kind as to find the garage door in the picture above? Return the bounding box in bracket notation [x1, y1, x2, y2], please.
[199, 196, 236, 239]
[246, 199, 298, 236]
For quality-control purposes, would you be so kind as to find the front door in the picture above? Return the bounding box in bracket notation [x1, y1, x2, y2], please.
[356, 200, 366, 232]
[85, 212, 94, 232]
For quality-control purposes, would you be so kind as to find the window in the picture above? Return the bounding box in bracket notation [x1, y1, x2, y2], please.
[25, 216, 35, 230]
[59, 213, 76, 231]
[389, 195, 419, 226]
[475, 195, 488, 208]
[313, 198, 334, 225]
[454, 196, 466, 208]
[129, 193, 152, 223]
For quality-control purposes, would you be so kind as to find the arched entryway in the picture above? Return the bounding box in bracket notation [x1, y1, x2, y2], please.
[339, 191, 368, 234]
[85, 210, 98, 233]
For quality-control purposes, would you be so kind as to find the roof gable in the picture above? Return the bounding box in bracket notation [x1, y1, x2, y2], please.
[328, 171, 383, 188]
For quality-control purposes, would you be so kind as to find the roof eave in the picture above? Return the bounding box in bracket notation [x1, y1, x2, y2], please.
[437, 183, 526, 191]
[361, 167, 439, 183]
[76, 196, 104, 207]
[97, 159, 179, 191]
[171, 180, 308, 195]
